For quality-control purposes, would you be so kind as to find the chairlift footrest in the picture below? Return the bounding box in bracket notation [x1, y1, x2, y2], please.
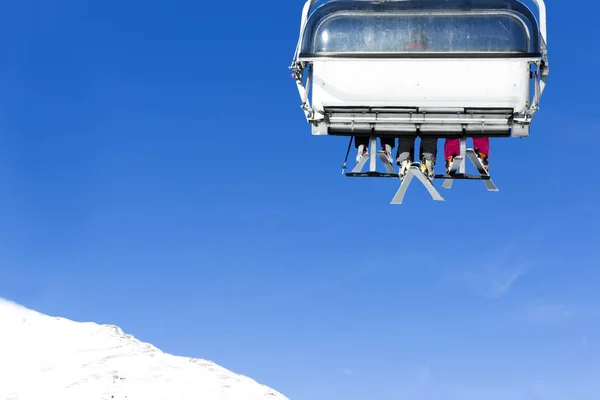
[346, 172, 398, 178]
[434, 173, 491, 180]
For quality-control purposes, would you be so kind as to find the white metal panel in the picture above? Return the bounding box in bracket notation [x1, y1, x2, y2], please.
[311, 59, 531, 111]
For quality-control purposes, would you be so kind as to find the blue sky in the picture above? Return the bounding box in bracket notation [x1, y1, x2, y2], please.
[0, 0, 599, 399]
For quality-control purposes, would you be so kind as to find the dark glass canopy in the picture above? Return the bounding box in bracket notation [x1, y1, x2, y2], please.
[299, 0, 541, 57]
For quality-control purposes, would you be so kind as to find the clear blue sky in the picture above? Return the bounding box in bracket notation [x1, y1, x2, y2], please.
[0, 1, 599, 399]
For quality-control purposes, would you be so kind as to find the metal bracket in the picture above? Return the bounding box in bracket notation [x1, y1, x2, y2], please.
[390, 163, 445, 204]
[514, 58, 548, 129]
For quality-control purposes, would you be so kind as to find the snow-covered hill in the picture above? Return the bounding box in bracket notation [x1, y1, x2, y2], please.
[0, 298, 288, 400]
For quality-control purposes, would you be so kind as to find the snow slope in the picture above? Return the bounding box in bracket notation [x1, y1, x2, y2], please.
[0, 298, 288, 400]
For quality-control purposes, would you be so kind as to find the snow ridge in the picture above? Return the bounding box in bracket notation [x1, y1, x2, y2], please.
[0, 298, 288, 400]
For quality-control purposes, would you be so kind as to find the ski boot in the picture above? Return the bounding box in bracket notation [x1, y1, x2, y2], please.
[445, 153, 457, 174]
[381, 144, 393, 165]
[398, 158, 412, 180]
[356, 144, 368, 163]
[421, 158, 435, 181]
[476, 150, 489, 172]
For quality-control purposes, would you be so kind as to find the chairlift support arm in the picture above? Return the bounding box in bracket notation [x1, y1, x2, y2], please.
[516, 0, 548, 127]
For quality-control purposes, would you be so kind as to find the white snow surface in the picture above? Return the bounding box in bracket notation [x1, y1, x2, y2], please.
[0, 298, 288, 400]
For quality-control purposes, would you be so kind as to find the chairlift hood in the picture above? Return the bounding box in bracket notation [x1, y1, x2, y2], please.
[299, 0, 541, 58]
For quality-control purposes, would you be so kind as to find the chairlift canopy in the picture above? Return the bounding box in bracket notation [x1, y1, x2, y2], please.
[299, 0, 542, 58]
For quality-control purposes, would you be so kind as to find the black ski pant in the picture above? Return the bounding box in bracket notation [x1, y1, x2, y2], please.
[354, 135, 395, 149]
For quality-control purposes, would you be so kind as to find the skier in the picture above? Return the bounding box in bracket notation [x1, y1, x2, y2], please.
[354, 27, 437, 178]
[354, 26, 396, 165]
[395, 27, 437, 180]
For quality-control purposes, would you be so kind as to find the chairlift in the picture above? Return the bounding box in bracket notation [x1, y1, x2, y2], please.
[290, 0, 549, 203]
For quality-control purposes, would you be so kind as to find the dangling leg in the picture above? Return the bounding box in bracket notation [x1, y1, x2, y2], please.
[473, 137, 489, 171]
[391, 136, 445, 203]
[419, 136, 438, 181]
[396, 135, 416, 178]
[444, 138, 460, 173]
[355, 136, 369, 162]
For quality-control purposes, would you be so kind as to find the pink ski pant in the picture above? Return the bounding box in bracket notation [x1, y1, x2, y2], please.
[444, 138, 489, 159]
